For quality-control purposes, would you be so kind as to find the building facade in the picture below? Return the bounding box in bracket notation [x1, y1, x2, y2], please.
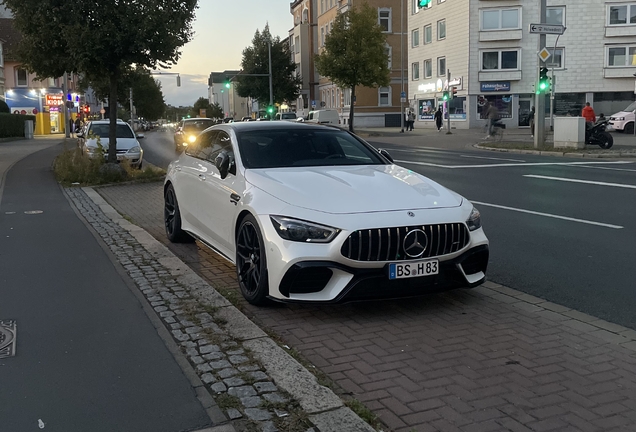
[290, 0, 318, 118]
[207, 70, 249, 120]
[0, 18, 81, 134]
[305, 0, 408, 127]
[0, 38, 5, 100]
[409, 0, 636, 130]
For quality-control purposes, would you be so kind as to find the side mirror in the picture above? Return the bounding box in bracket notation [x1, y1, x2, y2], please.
[215, 150, 231, 179]
[378, 148, 393, 163]
[136, 134, 145, 139]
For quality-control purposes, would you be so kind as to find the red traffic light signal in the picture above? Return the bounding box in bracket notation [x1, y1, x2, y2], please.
[83, 105, 90, 113]
[451, 86, 458, 97]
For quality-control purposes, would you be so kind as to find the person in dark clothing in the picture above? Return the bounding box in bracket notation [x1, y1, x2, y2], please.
[434, 107, 443, 131]
[528, 106, 535, 137]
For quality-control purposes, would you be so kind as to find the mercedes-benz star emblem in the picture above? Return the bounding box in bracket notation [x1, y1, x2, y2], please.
[407, 211, 415, 217]
[403, 229, 428, 258]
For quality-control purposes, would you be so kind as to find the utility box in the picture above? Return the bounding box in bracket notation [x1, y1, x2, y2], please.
[554, 117, 585, 149]
[24, 120, 34, 139]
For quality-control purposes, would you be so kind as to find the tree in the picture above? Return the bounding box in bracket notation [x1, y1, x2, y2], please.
[4, 0, 197, 162]
[235, 25, 301, 109]
[314, 3, 390, 132]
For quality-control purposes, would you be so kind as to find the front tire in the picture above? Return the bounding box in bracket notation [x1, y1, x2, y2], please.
[598, 132, 614, 149]
[236, 215, 269, 306]
[625, 122, 634, 135]
[164, 184, 194, 243]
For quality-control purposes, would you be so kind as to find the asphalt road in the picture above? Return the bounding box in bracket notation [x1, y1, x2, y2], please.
[141, 129, 636, 330]
[0, 143, 211, 432]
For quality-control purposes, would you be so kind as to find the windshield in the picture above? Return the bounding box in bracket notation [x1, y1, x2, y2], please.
[237, 128, 386, 169]
[280, 113, 296, 120]
[183, 120, 215, 131]
[89, 124, 135, 139]
[623, 102, 636, 112]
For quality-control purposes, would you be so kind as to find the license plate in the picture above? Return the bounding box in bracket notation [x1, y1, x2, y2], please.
[389, 259, 439, 280]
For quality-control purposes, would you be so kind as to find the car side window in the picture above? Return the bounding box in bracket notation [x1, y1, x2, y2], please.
[190, 130, 219, 159]
[203, 130, 233, 163]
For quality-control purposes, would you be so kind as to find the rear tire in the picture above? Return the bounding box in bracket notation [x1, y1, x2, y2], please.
[164, 184, 194, 243]
[599, 132, 614, 149]
[236, 214, 270, 306]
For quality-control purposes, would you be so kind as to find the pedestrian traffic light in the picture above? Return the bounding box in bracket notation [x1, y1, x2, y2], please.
[418, 0, 432, 8]
[538, 67, 550, 94]
[451, 87, 458, 98]
[442, 91, 449, 101]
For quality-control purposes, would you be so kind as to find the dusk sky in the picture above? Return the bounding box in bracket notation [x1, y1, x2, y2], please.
[155, 1, 293, 107]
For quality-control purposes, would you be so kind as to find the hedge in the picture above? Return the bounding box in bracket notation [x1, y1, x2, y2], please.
[0, 113, 37, 138]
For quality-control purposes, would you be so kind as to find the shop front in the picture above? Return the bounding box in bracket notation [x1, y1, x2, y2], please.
[4, 87, 69, 135]
[413, 77, 468, 129]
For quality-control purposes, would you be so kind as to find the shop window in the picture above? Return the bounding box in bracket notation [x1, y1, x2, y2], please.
[607, 46, 636, 66]
[480, 8, 521, 31]
[477, 95, 513, 119]
[418, 99, 436, 120]
[424, 59, 432, 78]
[16, 69, 28, 87]
[412, 28, 419, 47]
[608, 4, 636, 26]
[379, 8, 392, 33]
[481, 50, 520, 70]
[546, 7, 565, 26]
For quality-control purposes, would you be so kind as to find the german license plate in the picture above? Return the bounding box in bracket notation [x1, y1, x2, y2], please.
[389, 259, 439, 280]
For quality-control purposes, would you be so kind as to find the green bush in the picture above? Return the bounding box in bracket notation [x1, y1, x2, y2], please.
[0, 100, 10, 113]
[0, 113, 37, 138]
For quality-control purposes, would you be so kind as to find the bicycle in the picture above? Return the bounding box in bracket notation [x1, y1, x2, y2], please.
[483, 120, 505, 143]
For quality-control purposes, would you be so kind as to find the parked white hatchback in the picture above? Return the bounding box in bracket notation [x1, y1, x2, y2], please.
[79, 120, 144, 168]
[164, 122, 489, 305]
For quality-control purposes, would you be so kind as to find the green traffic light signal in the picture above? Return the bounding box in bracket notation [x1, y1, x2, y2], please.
[442, 91, 449, 101]
[267, 106, 274, 113]
[418, 0, 431, 7]
[225, 82, 231, 89]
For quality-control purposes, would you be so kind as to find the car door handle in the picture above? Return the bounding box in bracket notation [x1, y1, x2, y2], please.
[198, 174, 206, 181]
[230, 193, 241, 205]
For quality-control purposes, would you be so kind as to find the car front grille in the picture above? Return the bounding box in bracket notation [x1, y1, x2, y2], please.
[341, 223, 469, 262]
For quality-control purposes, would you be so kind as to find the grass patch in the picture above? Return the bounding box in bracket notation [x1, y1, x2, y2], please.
[262, 398, 313, 432]
[215, 393, 242, 410]
[54, 144, 165, 186]
[345, 399, 382, 430]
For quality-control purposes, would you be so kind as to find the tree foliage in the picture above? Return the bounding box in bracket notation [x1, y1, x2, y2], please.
[235, 25, 301, 107]
[190, 97, 222, 120]
[314, 3, 390, 131]
[3, 0, 197, 161]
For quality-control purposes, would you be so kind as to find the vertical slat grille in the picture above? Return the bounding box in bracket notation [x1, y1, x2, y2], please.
[341, 223, 470, 262]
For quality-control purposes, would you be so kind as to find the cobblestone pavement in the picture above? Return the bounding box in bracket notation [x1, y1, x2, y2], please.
[95, 182, 636, 432]
[66, 187, 373, 432]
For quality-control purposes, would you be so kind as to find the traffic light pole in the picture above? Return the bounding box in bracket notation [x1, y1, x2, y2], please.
[446, 69, 452, 134]
[534, 0, 547, 148]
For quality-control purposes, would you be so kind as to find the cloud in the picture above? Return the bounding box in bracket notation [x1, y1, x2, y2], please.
[156, 73, 208, 107]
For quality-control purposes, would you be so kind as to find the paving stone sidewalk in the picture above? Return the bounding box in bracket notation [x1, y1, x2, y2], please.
[93, 181, 636, 432]
[66, 187, 373, 432]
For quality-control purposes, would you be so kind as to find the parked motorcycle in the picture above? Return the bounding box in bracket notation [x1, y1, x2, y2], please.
[585, 119, 613, 149]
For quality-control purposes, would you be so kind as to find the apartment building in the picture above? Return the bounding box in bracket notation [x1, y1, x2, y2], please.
[408, 0, 636, 130]
[207, 70, 249, 120]
[289, 0, 317, 118]
[304, 0, 408, 127]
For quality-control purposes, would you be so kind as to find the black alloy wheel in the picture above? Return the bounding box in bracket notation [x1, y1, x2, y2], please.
[236, 215, 269, 305]
[164, 184, 193, 243]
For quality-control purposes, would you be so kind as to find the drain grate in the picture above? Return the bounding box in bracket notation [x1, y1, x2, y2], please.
[0, 320, 17, 359]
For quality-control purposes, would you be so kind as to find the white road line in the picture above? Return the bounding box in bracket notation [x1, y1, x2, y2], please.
[460, 154, 526, 162]
[471, 200, 624, 230]
[574, 165, 636, 173]
[396, 160, 635, 169]
[524, 175, 636, 189]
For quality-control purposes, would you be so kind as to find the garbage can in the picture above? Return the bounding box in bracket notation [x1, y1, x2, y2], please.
[24, 120, 34, 139]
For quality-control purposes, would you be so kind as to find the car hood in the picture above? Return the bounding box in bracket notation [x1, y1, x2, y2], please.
[86, 137, 139, 150]
[610, 111, 634, 119]
[245, 165, 462, 214]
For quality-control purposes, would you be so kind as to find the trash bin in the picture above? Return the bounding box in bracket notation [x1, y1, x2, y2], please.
[24, 120, 34, 139]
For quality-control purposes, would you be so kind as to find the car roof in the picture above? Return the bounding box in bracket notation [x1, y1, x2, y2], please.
[89, 120, 127, 125]
[219, 121, 343, 132]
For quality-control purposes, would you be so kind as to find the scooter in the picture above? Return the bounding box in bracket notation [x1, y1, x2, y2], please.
[585, 119, 613, 149]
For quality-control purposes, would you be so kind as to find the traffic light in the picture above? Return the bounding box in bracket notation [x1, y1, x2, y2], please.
[451, 86, 458, 99]
[442, 91, 449, 101]
[224, 76, 231, 89]
[418, 0, 432, 8]
[538, 67, 550, 94]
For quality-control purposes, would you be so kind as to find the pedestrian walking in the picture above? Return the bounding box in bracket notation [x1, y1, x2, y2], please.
[485, 102, 500, 138]
[582, 102, 596, 124]
[69, 118, 75, 137]
[528, 106, 535, 137]
[434, 107, 443, 132]
[75, 117, 82, 135]
[408, 110, 416, 131]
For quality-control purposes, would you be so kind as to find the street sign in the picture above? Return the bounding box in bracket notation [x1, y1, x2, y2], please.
[529, 23, 565, 35]
[100, 109, 106, 114]
[538, 48, 551, 62]
[400, 91, 406, 98]
[400, 97, 407, 103]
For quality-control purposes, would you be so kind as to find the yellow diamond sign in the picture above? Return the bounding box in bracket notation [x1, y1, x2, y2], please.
[538, 48, 551, 62]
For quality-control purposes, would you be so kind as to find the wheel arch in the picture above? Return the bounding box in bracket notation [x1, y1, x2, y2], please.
[235, 210, 256, 241]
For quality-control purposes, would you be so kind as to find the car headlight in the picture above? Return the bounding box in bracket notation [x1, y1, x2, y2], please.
[188, 135, 197, 143]
[616, 117, 625, 121]
[127, 146, 141, 154]
[270, 216, 340, 243]
[466, 207, 481, 232]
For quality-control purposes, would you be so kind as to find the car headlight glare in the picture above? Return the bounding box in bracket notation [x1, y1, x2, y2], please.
[188, 135, 197, 143]
[127, 146, 141, 154]
[466, 207, 481, 232]
[616, 117, 625, 121]
[270, 216, 340, 243]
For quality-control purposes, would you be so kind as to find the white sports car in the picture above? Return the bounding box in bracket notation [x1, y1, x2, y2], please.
[164, 122, 489, 305]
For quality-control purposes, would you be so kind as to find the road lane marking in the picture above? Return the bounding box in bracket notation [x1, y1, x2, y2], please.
[396, 160, 635, 169]
[574, 165, 636, 173]
[460, 154, 526, 162]
[470, 201, 623, 230]
[524, 175, 636, 189]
